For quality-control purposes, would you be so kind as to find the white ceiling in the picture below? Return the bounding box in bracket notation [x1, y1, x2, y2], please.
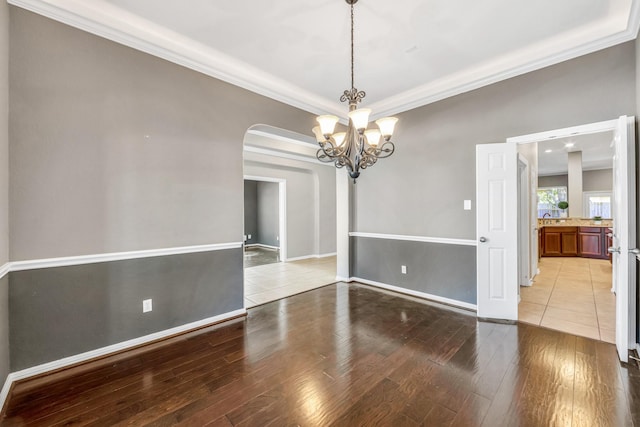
[9, 0, 640, 118]
[537, 131, 615, 176]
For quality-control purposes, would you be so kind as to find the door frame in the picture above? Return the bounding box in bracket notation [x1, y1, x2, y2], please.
[504, 117, 636, 357]
[243, 175, 288, 262]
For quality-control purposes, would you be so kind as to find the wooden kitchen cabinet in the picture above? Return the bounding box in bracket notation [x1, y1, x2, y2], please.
[541, 226, 609, 259]
[578, 227, 608, 260]
[542, 226, 578, 256]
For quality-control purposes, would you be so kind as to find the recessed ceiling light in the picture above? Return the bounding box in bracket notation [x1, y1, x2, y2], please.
[565, 142, 575, 148]
[545, 149, 552, 153]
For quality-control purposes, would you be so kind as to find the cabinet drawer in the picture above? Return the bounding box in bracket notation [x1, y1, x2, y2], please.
[579, 227, 604, 233]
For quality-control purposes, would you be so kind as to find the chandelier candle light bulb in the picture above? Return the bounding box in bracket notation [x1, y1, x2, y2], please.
[313, 0, 397, 183]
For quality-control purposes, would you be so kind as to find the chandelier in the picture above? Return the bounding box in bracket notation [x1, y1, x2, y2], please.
[312, 0, 398, 183]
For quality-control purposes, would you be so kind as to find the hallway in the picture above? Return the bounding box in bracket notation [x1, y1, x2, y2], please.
[518, 257, 615, 342]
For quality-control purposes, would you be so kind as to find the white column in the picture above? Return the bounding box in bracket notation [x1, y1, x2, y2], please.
[336, 169, 350, 281]
[568, 151, 583, 217]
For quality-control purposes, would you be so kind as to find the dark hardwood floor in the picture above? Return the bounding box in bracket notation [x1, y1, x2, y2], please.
[2, 282, 639, 426]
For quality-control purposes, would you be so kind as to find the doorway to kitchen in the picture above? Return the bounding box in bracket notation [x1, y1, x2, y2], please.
[510, 118, 634, 354]
[476, 116, 636, 362]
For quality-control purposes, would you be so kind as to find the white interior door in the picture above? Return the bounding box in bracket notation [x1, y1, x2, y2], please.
[476, 143, 519, 320]
[611, 115, 636, 363]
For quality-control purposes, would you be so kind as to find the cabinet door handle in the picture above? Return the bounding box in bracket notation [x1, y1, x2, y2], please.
[479, 237, 488, 243]
[630, 248, 640, 255]
[608, 247, 620, 254]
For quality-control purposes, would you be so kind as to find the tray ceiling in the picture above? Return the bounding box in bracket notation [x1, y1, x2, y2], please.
[8, 0, 640, 118]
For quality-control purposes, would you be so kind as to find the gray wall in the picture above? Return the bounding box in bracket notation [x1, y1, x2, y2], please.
[355, 42, 635, 239]
[244, 152, 336, 258]
[243, 180, 258, 245]
[353, 42, 635, 305]
[538, 174, 569, 188]
[0, 0, 9, 393]
[351, 237, 476, 304]
[7, 8, 317, 372]
[257, 181, 279, 247]
[583, 168, 613, 192]
[9, 8, 316, 261]
[9, 248, 242, 370]
[539, 169, 613, 192]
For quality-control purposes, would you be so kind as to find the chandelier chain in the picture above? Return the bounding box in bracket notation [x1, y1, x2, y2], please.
[350, 2, 354, 90]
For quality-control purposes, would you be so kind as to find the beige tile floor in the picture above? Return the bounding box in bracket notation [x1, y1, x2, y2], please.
[244, 256, 337, 308]
[519, 257, 615, 343]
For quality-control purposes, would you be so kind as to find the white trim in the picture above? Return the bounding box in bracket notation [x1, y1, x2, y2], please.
[8, 242, 242, 272]
[247, 127, 316, 148]
[0, 308, 246, 413]
[0, 263, 9, 281]
[506, 119, 619, 145]
[317, 252, 337, 259]
[245, 244, 280, 251]
[243, 175, 286, 184]
[244, 146, 333, 167]
[350, 277, 478, 311]
[0, 374, 14, 414]
[349, 232, 477, 247]
[286, 252, 337, 262]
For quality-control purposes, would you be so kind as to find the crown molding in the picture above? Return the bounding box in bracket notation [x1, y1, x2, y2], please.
[369, 4, 640, 119]
[7, 0, 345, 117]
[9, 0, 640, 119]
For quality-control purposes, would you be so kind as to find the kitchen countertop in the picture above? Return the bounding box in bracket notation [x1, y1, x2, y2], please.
[538, 218, 612, 227]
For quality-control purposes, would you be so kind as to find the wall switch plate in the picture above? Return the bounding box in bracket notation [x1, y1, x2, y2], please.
[401, 265, 407, 274]
[248, 234, 252, 240]
[276, 236, 279, 241]
[143, 299, 152, 313]
[464, 200, 472, 210]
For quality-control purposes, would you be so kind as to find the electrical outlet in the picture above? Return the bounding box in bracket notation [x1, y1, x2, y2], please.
[401, 265, 407, 274]
[143, 299, 152, 313]
[464, 200, 472, 210]
[244, 235, 247, 241]
[276, 236, 279, 241]
[248, 234, 252, 240]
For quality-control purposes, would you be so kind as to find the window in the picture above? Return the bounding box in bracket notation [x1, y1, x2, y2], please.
[583, 191, 612, 218]
[537, 186, 567, 218]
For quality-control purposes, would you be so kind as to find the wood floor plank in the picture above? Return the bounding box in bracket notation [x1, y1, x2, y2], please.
[1, 283, 638, 427]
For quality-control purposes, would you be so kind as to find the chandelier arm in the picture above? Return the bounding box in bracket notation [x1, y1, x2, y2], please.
[375, 141, 395, 158]
[319, 139, 345, 158]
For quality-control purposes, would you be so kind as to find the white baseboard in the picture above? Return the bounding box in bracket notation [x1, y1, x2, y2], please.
[0, 263, 9, 281]
[350, 277, 478, 311]
[0, 373, 14, 414]
[0, 308, 246, 412]
[286, 252, 337, 262]
[245, 244, 280, 250]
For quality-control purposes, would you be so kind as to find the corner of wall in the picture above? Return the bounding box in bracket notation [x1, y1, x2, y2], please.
[0, 0, 12, 405]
